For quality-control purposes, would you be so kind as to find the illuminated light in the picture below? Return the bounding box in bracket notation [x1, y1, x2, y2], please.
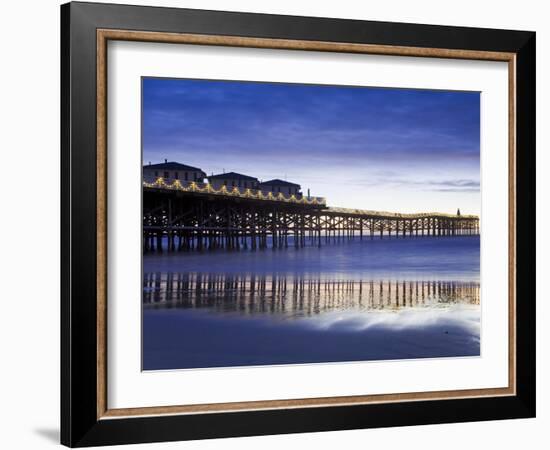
[143, 182, 480, 221]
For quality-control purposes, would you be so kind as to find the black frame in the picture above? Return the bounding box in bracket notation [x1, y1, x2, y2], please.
[61, 1, 536, 447]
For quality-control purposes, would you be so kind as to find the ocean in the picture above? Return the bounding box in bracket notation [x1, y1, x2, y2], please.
[142, 235, 480, 370]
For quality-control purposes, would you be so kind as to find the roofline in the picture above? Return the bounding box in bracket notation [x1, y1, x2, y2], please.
[208, 172, 259, 180]
[259, 179, 301, 187]
[143, 162, 205, 172]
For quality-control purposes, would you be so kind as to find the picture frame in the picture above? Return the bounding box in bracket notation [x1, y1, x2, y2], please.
[61, 1, 536, 447]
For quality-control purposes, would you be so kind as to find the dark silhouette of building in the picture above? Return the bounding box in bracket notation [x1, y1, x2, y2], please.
[208, 172, 259, 190]
[259, 179, 302, 196]
[143, 160, 206, 183]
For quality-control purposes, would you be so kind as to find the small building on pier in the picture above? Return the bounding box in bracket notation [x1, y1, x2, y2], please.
[259, 179, 302, 196]
[208, 172, 260, 190]
[143, 160, 206, 184]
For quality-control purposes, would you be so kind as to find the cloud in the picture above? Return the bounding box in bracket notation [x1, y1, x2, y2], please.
[143, 78, 480, 166]
[427, 179, 480, 188]
[423, 179, 480, 192]
[350, 177, 480, 192]
[428, 188, 480, 193]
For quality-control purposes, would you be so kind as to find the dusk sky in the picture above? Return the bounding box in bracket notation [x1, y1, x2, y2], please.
[143, 78, 480, 215]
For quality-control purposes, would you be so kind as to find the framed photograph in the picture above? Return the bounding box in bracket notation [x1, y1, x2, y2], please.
[61, 1, 536, 447]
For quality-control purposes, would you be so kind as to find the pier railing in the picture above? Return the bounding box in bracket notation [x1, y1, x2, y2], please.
[327, 207, 479, 220]
[143, 177, 326, 206]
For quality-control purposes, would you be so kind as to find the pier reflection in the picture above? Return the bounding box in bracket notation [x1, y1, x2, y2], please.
[143, 273, 479, 317]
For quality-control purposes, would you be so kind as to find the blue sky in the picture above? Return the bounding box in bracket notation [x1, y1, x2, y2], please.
[143, 78, 480, 215]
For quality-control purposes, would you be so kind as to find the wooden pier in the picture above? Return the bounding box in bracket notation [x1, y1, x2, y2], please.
[143, 179, 479, 252]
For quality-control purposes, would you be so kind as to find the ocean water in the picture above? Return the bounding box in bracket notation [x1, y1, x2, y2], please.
[143, 235, 480, 370]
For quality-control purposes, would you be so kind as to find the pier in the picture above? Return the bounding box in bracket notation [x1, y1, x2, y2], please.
[143, 178, 480, 252]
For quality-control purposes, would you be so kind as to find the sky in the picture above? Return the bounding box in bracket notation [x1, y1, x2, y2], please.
[143, 78, 480, 215]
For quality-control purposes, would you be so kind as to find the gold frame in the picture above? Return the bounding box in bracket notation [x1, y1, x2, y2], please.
[96, 29, 516, 420]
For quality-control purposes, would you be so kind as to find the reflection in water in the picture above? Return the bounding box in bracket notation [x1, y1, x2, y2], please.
[143, 272, 479, 317]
